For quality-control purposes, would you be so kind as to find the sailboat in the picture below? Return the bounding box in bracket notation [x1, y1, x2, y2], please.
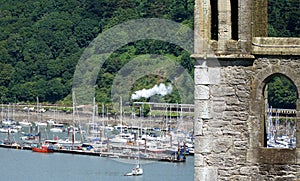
[124, 144, 143, 176]
[124, 163, 143, 176]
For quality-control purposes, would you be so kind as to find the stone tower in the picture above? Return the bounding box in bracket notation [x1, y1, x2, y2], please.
[193, 0, 300, 180]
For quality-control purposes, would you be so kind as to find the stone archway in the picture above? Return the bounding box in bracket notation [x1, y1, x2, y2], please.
[247, 58, 300, 165]
[251, 58, 300, 145]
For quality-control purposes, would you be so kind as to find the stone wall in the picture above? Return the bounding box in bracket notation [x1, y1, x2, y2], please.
[194, 57, 300, 180]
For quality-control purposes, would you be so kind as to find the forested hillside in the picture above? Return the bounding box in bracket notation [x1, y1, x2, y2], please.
[0, 0, 194, 105]
[0, 0, 298, 107]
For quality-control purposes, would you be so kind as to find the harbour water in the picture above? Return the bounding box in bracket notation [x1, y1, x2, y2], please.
[0, 147, 194, 181]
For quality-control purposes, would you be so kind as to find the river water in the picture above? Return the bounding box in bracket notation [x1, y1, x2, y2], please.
[0, 147, 194, 181]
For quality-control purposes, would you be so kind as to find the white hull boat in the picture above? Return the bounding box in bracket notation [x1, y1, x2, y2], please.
[19, 120, 32, 127]
[50, 128, 63, 133]
[124, 144, 143, 176]
[124, 164, 143, 176]
[36, 122, 47, 127]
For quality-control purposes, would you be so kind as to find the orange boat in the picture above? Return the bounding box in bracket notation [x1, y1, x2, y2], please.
[32, 145, 54, 153]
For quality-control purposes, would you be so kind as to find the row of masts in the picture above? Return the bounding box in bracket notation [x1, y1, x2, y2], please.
[1, 94, 194, 140]
[266, 107, 296, 148]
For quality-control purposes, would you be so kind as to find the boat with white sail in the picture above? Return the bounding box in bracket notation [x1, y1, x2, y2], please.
[124, 144, 143, 176]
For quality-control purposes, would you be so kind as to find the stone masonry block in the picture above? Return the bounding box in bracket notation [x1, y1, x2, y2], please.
[195, 100, 211, 119]
[240, 166, 259, 175]
[195, 68, 210, 85]
[195, 85, 210, 100]
[194, 153, 205, 167]
[296, 149, 300, 164]
[195, 67, 221, 85]
[195, 136, 232, 154]
[194, 118, 204, 136]
[208, 68, 221, 85]
[211, 86, 235, 97]
[194, 167, 218, 181]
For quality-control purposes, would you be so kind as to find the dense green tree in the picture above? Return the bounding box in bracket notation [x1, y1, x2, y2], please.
[268, 0, 299, 37]
[46, 78, 67, 103]
[12, 61, 30, 83]
[268, 75, 297, 109]
[0, 63, 14, 86]
[0, 86, 8, 103]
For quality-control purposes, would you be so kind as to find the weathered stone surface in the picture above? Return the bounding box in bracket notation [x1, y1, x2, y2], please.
[193, 1, 300, 180]
[195, 100, 211, 119]
[240, 166, 259, 175]
[195, 136, 232, 154]
[234, 141, 248, 150]
[211, 86, 235, 97]
[194, 56, 300, 180]
[258, 148, 297, 164]
[194, 118, 204, 136]
[252, 37, 300, 56]
[208, 120, 229, 128]
[211, 100, 225, 113]
[195, 68, 210, 85]
[194, 153, 205, 167]
[208, 68, 221, 85]
[195, 67, 221, 85]
[297, 149, 300, 164]
[229, 175, 251, 181]
[195, 85, 210, 100]
[194, 167, 218, 181]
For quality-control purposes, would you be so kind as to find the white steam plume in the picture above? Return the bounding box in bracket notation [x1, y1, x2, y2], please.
[131, 83, 173, 100]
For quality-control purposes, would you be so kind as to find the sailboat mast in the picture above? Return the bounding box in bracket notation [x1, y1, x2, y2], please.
[92, 97, 95, 124]
[72, 91, 76, 150]
[1, 103, 3, 121]
[36, 96, 39, 121]
[102, 103, 104, 119]
[138, 142, 140, 166]
[120, 96, 123, 134]
[7, 103, 10, 120]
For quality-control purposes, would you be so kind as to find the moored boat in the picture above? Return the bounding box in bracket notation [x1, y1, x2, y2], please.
[36, 122, 47, 127]
[18, 119, 32, 127]
[50, 123, 64, 133]
[32, 145, 54, 153]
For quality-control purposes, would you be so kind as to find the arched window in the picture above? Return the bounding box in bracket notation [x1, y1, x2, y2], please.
[264, 74, 297, 148]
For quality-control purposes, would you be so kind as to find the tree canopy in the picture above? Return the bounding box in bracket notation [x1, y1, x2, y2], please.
[267, 75, 297, 109]
[268, 0, 299, 37]
[0, 0, 298, 106]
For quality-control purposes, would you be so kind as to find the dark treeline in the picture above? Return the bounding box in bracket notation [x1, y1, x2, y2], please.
[268, 0, 299, 37]
[0, 0, 298, 106]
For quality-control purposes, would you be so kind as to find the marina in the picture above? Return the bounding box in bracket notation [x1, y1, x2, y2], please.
[0, 102, 194, 164]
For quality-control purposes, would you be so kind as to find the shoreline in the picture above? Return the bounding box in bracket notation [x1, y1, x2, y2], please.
[0, 143, 192, 162]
